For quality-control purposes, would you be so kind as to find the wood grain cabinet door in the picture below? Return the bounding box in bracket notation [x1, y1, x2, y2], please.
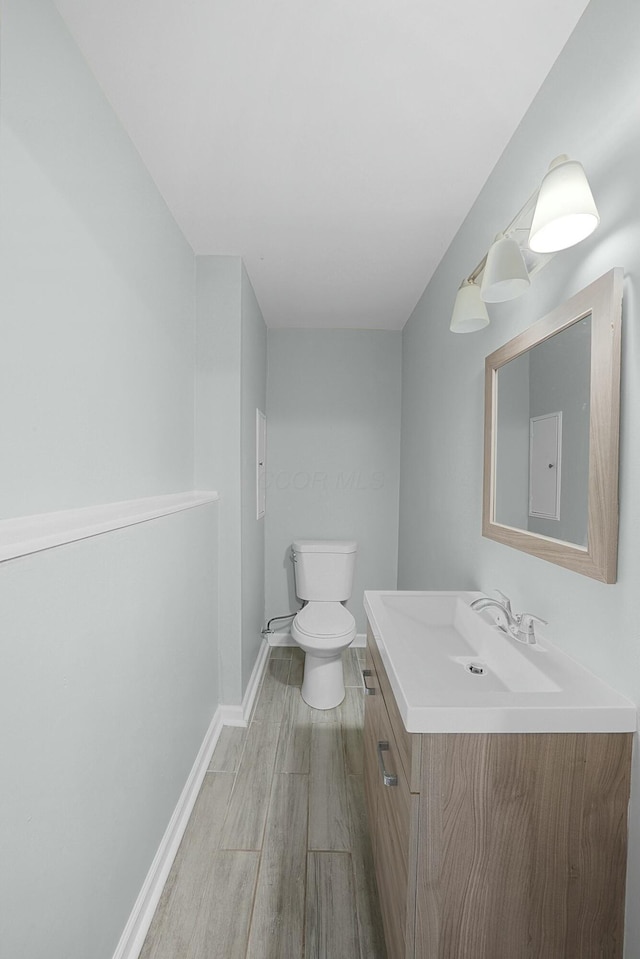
[415, 732, 632, 959]
[374, 699, 412, 959]
[363, 646, 382, 863]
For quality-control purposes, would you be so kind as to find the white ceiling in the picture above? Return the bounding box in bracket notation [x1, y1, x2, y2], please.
[54, 0, 590, 330]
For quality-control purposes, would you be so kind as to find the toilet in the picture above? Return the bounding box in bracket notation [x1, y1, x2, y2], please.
[291, 539, 357, 710]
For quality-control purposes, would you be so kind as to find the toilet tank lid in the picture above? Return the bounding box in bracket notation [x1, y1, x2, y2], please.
[293, 539, 357, 554]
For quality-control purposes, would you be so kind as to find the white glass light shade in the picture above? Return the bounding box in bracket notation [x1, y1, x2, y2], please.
[529, 155, 600, 253]
[480, 233, 530, 303]
[450, 280, 490, 333]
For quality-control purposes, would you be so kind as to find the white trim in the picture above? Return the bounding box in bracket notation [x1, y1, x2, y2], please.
[268, 630, 367, 648]
[219, 704, 246, 726]
[111, 706, 224, 959]
[266, 630, 295, 647]
[0, 490, 219, 563]
[111, 639, 272, 959]
[220, 637, 271, 726]
[528, 411, 563, 521]
[242, 637, 271, 718]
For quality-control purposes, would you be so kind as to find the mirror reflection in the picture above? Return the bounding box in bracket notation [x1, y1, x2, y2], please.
[483, 268, 622, 582]
[494, 316, 591, 548]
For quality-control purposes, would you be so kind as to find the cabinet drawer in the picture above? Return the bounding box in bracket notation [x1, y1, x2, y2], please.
[367, 625, 420, 790]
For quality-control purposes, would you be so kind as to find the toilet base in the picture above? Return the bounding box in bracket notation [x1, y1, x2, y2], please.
[301, 651, 345, 710]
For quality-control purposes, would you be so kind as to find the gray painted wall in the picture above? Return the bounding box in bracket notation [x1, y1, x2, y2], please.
[241, 265, 268, 690]
[398, 0, 640, 951]
[265, 330, 402, 633]
[0, 508, 219, 959]
[0, 3, 220, 958]
[195, 257, 268, 702]
[195, 256, 243, 703]
[0, 0, 196, 518]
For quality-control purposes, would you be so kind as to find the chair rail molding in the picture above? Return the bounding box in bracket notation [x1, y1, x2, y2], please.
[0, 491, 219, 563]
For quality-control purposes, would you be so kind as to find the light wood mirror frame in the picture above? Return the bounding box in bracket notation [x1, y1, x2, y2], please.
[483, 268, 623, 583]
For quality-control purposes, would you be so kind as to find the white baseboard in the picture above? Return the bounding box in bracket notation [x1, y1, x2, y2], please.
[219, 636, 271, 726]
[267, 630, 367, 648]
[112, 707, 224, 959]
[263, 629, 294, 646]
[111, 638, 273, 959]
[218, 704, 246, 726]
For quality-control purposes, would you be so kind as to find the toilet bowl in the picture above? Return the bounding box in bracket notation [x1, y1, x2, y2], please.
[291, 601, 357, 709]
[290, 539, 358, 710]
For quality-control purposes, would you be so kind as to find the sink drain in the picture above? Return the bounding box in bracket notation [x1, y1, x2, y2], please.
[466, 662, 486, 676]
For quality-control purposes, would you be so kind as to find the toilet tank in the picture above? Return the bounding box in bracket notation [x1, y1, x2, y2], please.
[292, 540, 357, 601]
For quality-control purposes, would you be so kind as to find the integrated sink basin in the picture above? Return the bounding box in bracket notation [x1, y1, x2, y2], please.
[363, 590, 636, 733]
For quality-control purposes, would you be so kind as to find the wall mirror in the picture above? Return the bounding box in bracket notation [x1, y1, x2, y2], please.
[483, 268, 623, 582]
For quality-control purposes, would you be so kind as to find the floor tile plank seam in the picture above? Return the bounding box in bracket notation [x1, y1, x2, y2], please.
[250, 657, 292, 724]
[199, 771, 236, 857]
[296, 773, 311, 959]
[308, 850, 354, 857]
[240, 843, 267, 959]
[280, 656, 293, 688]
[337, 846, 370, 959]
[269, 647, 294, 660]
[219, 721, 283, 852]
[251, 721, 285, 854]
[305, 851, 363, 959]
[244, 768, 310, 959]
[252, 739, 281, 856]
[346, 848, 368, 959]
[251, 656, 291, 721]
[300, 785, 310, 959]
[220, 735, 291, 857]
[204, 728, 250, 797]
[247, 664, 283, 724]
[217, 845, 267, 853]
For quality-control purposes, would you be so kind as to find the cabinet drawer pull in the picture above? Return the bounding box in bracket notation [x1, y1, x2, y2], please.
[362, 669, 376, 695]
[377, 741, 398, 787]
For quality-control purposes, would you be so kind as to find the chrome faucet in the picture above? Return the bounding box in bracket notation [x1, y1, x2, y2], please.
[470, 589, 516, 623]
[470, 590, 547, 645]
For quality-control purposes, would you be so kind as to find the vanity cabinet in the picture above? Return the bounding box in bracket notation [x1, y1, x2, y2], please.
[364, 641, 418, 958]
[363, 625, 632, 959]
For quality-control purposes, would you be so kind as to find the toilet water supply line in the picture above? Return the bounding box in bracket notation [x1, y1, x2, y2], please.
[261, 607, 303, 637]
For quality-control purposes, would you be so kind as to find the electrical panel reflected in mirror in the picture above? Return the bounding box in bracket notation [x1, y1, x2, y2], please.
[494, 317, 591, 547]
[483, 269, 622, 583]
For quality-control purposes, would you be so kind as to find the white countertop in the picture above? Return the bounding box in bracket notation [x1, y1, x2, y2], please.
[364, 590, 637, 734]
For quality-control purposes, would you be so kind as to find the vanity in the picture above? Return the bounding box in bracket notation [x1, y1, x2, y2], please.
[363, 590, 635, 959]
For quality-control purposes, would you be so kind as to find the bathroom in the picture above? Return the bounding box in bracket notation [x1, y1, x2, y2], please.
[2, 0, 640, 956]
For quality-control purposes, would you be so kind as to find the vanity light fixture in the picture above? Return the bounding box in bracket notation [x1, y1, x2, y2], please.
[450, 154, 599, 332]
[450, 279, 490, 333]
[528, 155, 600, 253]
[480, 232, 530, 303]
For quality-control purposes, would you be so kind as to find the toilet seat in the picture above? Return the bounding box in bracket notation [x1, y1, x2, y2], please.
[293, 601, 355, 640]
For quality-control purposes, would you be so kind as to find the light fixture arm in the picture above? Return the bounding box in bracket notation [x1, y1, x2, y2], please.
[463, 188, 539, 288]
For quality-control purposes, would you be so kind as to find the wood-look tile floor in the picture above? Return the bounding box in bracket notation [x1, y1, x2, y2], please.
[140, 647, 387, 959]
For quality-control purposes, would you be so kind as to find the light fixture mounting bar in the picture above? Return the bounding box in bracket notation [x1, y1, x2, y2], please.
[465, 188, 541, 286]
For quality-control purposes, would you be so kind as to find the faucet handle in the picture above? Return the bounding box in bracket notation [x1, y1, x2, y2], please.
[493, 589, 513, 615]
[516, 613, 548, 643]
